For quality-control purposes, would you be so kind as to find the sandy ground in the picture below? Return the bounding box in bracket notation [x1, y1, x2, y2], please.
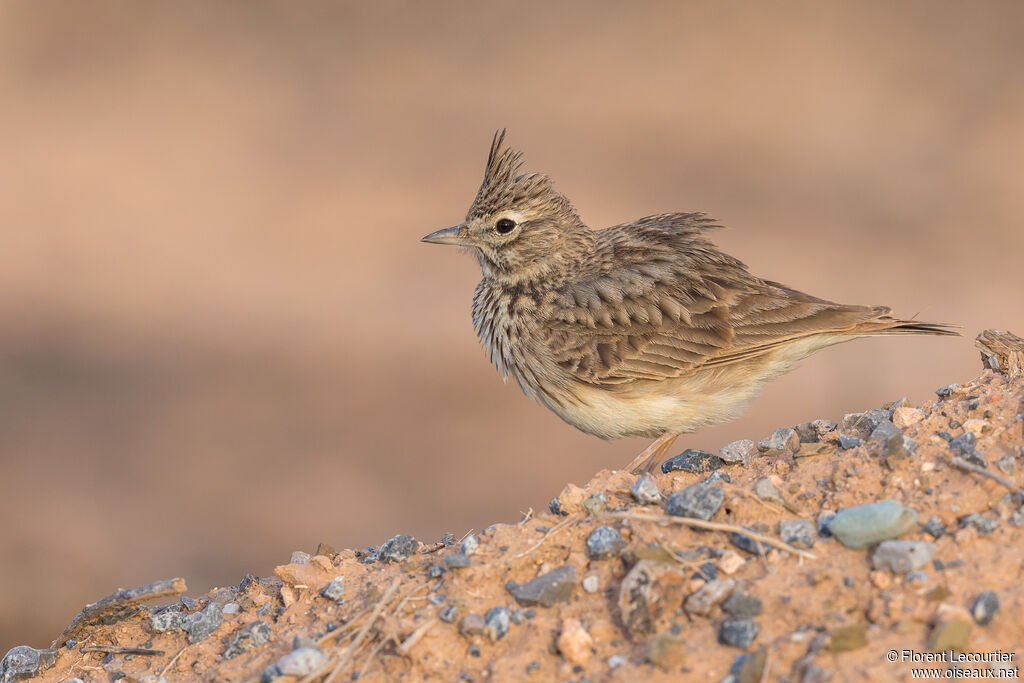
[12, 344, 1024, 683]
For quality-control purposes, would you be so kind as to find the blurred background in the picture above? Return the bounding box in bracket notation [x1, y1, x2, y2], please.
[1, 1, 1022, 650]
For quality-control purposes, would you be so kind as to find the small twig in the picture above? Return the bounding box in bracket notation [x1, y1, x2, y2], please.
[949, 455, 1016, 491]
[606, 511, 816, 560]
[158, 645, 188, 677]
[519, 508, 534, 525]
[357, 635, 392, 678]
[397, 618, 438, 655]
[393, 582, 429, 615]
[323, 577, 402, 683]
[317, 605, 371, 645]
[53, 577, 187, 647]
[513, 517, 578, 559]
[82, 646, 164, 656]
[458, 528, 475, 543]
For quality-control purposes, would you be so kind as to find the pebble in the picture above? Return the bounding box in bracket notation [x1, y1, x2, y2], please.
[582, 575, 599, 593]
[827, 500, 918, 549]
[583, 492, 607, 515]
[290, 551, 311, 565]
[719, 618, 760, 649]
[378, 534, 419, 563]
[869, 421, 917, 459]
[460, 534, 479, 556]
[647, 629, 686, 670]
[949, 432, 986, 466]
[936, 383, 961, 398]
[718, 550, 745, 574]
[320, 579, 344, 602]
[181, 603, 223, 643]
[730, 528, 769, 555]
[794, 420, 837, 443]
[485, 606, 509, 641]
[631, 474, 663, 505]
[439, 605, 458, 623]
[222, 602, 240, 615]
[662, 449, 724, 474]
[922, 517, 947, 539]
[841, 409, 891, 439]
[816, 510, 837, 537]
[276, 647, 327, 676]
[1, 646, 58, 681]
[666, 482, 725, 521]
[871, 540, 936, 573]
[960, 513, 999, 534]
[706, 471, 732, 484]
[970, 591, 1000, 625]
[507, 566, 577, 607]
[445, 553, 472, 569]
[684, 578, 736, 616]
[757, 428, 800, 457]
[607, 654, 627, 669]
[150, 605, 183, 633]
[720, 439, 757, 466]
[753, 478, 785, 504]
[892, 407, 926, 429]
[459, 614, 486, 639]
[224, 621, 272, 659]
[779, 519, 816, 548]
[838, 435, 864, 450]
[557, 618, 593, 667]
[723, 592, 763, 619]
[427, 564, 445, 579]
[619, 561, 689, 634]
[586, 526, 626, 559]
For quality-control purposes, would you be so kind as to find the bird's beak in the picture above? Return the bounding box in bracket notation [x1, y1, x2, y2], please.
[421, 225, 468, 246]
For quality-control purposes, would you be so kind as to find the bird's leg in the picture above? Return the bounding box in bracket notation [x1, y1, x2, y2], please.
[625, 431, 680, 474]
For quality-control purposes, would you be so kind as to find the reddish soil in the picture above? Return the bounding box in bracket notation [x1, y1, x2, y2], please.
[19, 346, 1024, 683]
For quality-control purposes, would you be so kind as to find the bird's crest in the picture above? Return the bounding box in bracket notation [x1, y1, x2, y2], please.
[469, 129, 534, 218]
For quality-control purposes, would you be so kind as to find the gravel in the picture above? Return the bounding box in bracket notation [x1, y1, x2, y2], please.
[778, 519, 816, 548]
[439, 606, 458, 623]
[970, 591, 1000, 626]
[757, 428, 800, 457]
[319, 579, 344, 602]
[720, 439, 757, 466]
[460, 534, 479, 556]
[150, 605, 183, 633]
[445, 553, 472, 569]
[661, 449, 724, 474]
[1, 646, 58, 682]
[631, 473, 663, 505]
[719, 618, 760, 649]
[960, 513, 999, 534]
[794, 419, 837, 443]
[722, 592, 763, 619]
[871, 540, 936, 573]
[684, 579, 736, 616]
[838, 435, 864, 450]
[666, 482, 725, 521]
[922, 517, 947, 539]
[181, 603, 224, 643]
[484, 606, 509, 641]
[827, 500, 918, 549]
[507, 566, 577, 607]
[224, 621, 272, 659]
[586, 526, 626, 559]
[378, 534, 419, 563]
[276, 647, 327, 676]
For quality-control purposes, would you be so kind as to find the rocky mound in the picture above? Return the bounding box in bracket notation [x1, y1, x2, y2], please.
[4, 331, 1023, 683]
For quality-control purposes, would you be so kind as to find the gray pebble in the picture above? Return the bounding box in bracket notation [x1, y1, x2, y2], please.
[906, 571, 928, 583]
[922, 517, 947, 539]
[720, 439, 756, 466]
[276, 647, 327, 676]
[320, 579, 344, 602]
[507, 566, 577, 607]
[960, 513, 999, 534]
[631, 473, 663, 505]
[841, 409, 891, 439]
[997, 457, 1015, 474]
[662, 449, 724, 474]
[684, 579, 736, 616]
[224, 621, 272, 659]
[705, 471, 731, 483]
[484, 606, 509, 641]
[379, 534, 419, 563]
[827, 500, 918, 549]
[607, 654, 627, 669]
[290, 551, 311, 565]
[427, 564, 445, 579]
[510, 610, 526, 625]
[779, 519, 816, 548]
[722, 592, 763, 618]
[439, 605, 458, 623]
[872, 540, 936, 573]
[222, 602, 240, 615]
[730, 529, 768, 555]
[949, 432, 986, 466]
[666, 482, 725, 521]
[583, 492, 608, 515]
[838, 435, 864, 450]
[260, 665, 281, 683]
[1, 646, 58, 681]
[971, 591, 1000, 625]
[445, 553, 472, 569]
[587, 526, 626, 559]
[1010, 510, 1024, 527]
[869, 421, 917, 459]
[753, 478, 784, 504]
[936, 383, 961, 398]
[181, 603, 223, 643]
[719, 618, 759, 649]
[582, 575, 600, 593]
[816, 510, 837, 537]
[460, 534, 479, 556]
[758, 428, 800, 457]
[150, 605, 183, 633]
[794, 420, 837, 443]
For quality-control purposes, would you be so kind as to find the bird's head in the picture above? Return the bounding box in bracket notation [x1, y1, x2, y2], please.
[422, 130, 590, 286]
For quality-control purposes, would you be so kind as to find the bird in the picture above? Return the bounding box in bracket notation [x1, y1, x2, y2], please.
[422, 131, 956, 473]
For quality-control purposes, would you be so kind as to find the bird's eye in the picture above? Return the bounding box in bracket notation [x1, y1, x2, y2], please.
[495, 218, 516, 235]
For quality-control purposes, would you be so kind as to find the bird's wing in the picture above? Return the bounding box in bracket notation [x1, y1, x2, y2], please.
[543, 213, 889, 385]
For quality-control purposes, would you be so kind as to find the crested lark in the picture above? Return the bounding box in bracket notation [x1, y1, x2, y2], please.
[423, 131, 956, 473]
